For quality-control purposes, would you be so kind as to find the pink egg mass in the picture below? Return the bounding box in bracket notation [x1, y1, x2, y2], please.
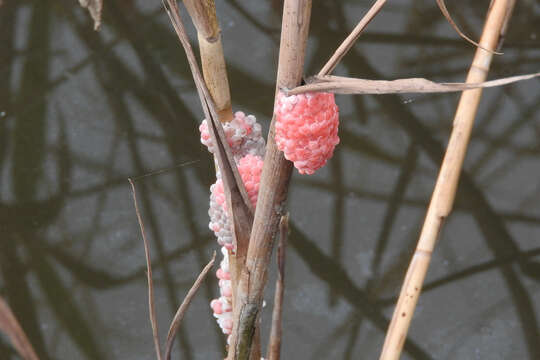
[274, 91, 340, 174]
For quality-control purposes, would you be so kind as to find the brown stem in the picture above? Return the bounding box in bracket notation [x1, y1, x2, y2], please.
[162, 1, 257, 356]
[129, 178, 163, 360]
[182, 0, 246, 329]
[379, 1, 515, 359]
[267, 215, 289, 360]
[318, 0, 387, 76]
[228, 1, 312, 359]
[0, 297, 40, 360]
[164, 252, 216, 360]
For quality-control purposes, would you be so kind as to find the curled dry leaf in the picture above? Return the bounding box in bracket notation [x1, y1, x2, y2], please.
[286, 72, 540, 95]
[436, 0, 502, 54]
[78, 0, 103, 30]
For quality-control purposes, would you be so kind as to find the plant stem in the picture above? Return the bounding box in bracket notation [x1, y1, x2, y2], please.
[285, 72, 539, 95]
[318, 0, 387, 76]
[164, 252, 216, 360]
[267, 215, 289, 360]
[181, 3, 250, 346]
[379, 1, 515, 359]
[183, 0, 233, 122]
[0, 297, 40, 360]
[129, 178, 163, 360]
[228, 1, 312, 359]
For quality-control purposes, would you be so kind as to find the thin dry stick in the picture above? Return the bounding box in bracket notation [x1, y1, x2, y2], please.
[164, 252, 216, 360]
[228, 1, 312, 359]
[379, 1, 514, 359]
[0, 297, 40, 360]
[161, 4, 259, 356]
[318, 0, 387, 76]
[286, 72, 540, 95]
[267, 215, 289, 360]
[128, 178, 163, 360]
[183, 0, 233, 122]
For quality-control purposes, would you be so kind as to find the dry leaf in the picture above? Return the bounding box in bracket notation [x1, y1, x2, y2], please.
[78, 0, 103, 31]
[286, 72, 540, 95]
[436, 0, 501, 54]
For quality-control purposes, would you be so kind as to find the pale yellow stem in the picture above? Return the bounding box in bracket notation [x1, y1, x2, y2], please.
[379, 1, 514, 359]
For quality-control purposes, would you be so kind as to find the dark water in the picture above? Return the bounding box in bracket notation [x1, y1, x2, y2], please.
[1, 0, 539, 359]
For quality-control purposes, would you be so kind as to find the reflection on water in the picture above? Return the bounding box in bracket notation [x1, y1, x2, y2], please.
[1, 0, 539, 359]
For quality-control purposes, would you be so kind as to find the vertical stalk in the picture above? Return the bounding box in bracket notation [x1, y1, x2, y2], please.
[228, 1, 312, 359]
[267, 215, 289, 360]
[379, 1, 514, 359]
[182, 0, 253, 354]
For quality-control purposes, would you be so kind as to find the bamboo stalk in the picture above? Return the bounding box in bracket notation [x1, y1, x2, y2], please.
[227, 1, 312, 359]
[183, 0, 233, 122]
[379, 1, 514, 359]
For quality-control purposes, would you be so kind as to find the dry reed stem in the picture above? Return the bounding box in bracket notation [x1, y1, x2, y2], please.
[0, 297, 40, 360]
[379, 1, 514, 359]
[164, 252, 216, 360]
[286, 72, 540, 95]
[183, 0, 233, 122]
[227, 1, 312, 359]
[182, 1, 252, 349]
[318, 0, 387, 76]
[267, 215, 289, 360]
[182, 0, 246, 341]
[128, 178, 163, 360]
[161, 3, 259, 356]
[162, 0, 254, 249]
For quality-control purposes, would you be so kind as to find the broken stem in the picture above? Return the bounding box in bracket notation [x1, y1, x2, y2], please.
[183, 0, 233, 122]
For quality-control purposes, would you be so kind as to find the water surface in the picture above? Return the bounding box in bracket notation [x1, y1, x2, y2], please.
[1, 1, 540, 359]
